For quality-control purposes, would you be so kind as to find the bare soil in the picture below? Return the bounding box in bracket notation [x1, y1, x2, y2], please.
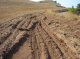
[0, 11, 80, 59]
[0, 1, 80, 59]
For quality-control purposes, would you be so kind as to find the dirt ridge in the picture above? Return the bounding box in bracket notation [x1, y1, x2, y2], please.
[0, 12, 80, 59]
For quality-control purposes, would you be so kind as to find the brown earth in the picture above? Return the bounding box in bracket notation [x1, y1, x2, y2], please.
[0, 1, 63, 23]
[0, 1, 80, 59]
[0, 11, 80, 59]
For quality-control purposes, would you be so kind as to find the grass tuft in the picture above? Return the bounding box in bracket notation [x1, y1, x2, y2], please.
[68, 8, 77, 14]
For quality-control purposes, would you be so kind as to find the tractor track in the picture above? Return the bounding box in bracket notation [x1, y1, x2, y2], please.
[0, 13, 80, 59]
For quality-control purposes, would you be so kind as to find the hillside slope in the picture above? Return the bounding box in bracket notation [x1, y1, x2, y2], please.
[0, 0, 30, 2]
[0, 0, 63, 23]
[1, 1, 79, 59]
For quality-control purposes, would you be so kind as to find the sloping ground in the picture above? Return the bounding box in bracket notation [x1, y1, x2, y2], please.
[0, 1, 62, 23]
[0, 11, 80, 59]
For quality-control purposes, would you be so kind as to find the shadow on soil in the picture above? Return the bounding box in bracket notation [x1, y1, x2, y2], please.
[3, 33, 29, 59]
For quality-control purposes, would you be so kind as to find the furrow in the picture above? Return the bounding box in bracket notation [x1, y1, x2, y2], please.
[40, 18, 79, 59]
[37, 24, 65, 59]
[35, 24, 51, 59]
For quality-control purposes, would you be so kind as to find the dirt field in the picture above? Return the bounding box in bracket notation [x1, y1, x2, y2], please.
[0, 10, 80, 59]
[0, 1, 80, 59]
[0, 2, 41, 23]
[0, 1, 59, 23]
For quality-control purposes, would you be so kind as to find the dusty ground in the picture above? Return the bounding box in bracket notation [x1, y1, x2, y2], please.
[0, 2, 42, 23]
[0, 10, 80, 59]
[0, 1, 80, 59]
[0, 1, 59, 23]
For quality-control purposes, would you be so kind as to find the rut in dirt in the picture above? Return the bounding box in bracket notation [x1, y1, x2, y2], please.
[0, 13, 79, 59]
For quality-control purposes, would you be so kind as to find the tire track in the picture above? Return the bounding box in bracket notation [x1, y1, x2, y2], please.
[37, 23, 65, 59]
[0, 14, 38, 59]
[40, 16, 79, 59]
[0, 13, 79, 59]
[31, 27, 40, 59]
[34, 25, 49, 59]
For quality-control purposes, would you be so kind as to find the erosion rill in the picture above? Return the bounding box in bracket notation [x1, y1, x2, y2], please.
[0, 13, 80, 59]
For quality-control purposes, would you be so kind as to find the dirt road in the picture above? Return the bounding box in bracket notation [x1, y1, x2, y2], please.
[0, 12, 80, 59]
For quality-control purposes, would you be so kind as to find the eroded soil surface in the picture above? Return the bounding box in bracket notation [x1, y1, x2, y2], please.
[0, 12, 80, 59]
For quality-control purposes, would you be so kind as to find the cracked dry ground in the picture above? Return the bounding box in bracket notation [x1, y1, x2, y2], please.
[0, 12, 80, 59]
